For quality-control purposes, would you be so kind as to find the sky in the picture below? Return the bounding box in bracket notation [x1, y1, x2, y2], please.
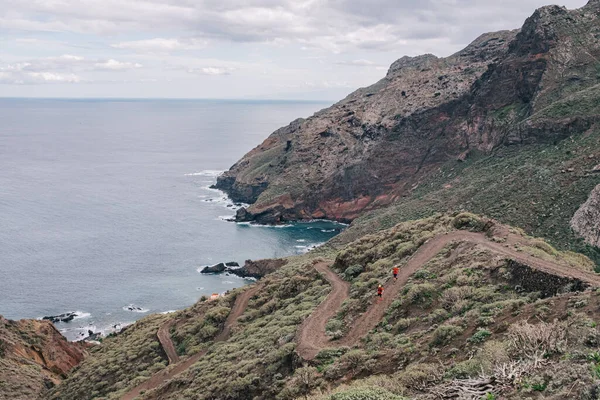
[0, 0, 588, 100]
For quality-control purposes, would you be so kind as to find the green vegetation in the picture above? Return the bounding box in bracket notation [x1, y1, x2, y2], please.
[338, 129, 600, 266]
[325, 387, 406, 400]
[50, 216, 600, 399]
[49, 314, 169, 399]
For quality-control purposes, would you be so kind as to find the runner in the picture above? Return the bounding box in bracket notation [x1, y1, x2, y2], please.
[377, 284, 384, 302]
[392, 266, 399, 283]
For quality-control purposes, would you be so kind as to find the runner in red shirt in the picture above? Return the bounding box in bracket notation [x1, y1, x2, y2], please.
[377, 284, 384, 302]
[392, 266, 399, 283]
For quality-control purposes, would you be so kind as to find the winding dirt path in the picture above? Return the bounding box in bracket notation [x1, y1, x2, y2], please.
[121, 285, 260, 400]
[157, 321, 179, 365]
[297, 230, 600, 360]
[296, 263, 350, 360]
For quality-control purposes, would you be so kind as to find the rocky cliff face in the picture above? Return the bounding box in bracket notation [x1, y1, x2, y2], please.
[215, 0, 600, 224]
[572, 184, 600, 247]
[0, 316, 87, 399]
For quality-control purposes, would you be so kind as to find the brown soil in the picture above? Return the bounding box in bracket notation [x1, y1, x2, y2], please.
[297, 230, 600, 360]
[121, 285, 260, 400]
[296, 263, 350, 360]
[157, 321, 179, 365]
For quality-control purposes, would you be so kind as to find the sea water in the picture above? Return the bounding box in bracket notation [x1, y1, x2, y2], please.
[0, 98, 344, 340]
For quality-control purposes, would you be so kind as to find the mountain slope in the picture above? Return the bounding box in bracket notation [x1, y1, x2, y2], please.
[0, 317, 87, 400]
[215, 1, 600, 257]
[48, 214, 600, 399]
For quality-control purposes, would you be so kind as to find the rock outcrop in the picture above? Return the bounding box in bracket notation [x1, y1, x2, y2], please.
[200, 263, 227, 273]
[572, 184, 600, 247]
[227, 259, 288, 279]
[215, 1, 600, 225]
[0, 316, 87, 399]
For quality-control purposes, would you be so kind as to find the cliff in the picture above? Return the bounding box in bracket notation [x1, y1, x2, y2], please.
[0, 316, 87, 399]
[216, 1, 600, 227]
[572, 184, 600, 247]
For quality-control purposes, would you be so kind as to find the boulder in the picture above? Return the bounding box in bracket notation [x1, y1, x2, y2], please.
[200, 263, 227, 273]
[43, 313, 76, 323]
[226, 259, 287, 279]
[225, 262, 240, 267]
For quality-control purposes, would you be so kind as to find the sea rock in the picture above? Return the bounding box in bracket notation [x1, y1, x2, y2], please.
[200, 263, 227, 273]
[226, 259, 287, 279]
[43, 312, 77, 323]
[225, 262, 240, 267]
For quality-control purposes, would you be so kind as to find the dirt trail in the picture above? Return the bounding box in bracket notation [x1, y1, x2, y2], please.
[296, 263, 350, 360]
[121, 285, 260, 400]
[297, 230, 600, 360]
[157, 321, 179, 365]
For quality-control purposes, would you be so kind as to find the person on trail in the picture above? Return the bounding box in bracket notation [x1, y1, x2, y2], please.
[377, 284, 384, 302]
[392, 266, 399, 283]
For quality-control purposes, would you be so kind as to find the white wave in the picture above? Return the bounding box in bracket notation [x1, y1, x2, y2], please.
[296, 239, 307, 242]
[236, 222, 293, 228]
[218, 215, 236, 221]
[295, 242, 325, 254]
[300, 219, 350, 226]
[122, 304, 149, 313]
[160, 310, 177, 315]
[184, 170, 223, 177]
[222, 280, 235, 284]
[73, 311, 91, 319]
[321, 229, 337, 233]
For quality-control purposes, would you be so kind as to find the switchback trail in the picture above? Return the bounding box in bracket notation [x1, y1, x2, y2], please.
[121, 285, 260, 400]
[297, 230, 600, 360]
[157, 321, 179, 365]
[296, 263, 350, 360]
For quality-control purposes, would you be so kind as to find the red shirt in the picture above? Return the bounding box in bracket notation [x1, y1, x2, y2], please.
[392, 267, 399, 274]
[377, 287, 384, 294]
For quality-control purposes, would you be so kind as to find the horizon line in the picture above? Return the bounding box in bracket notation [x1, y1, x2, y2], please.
[0, 96, 336, 103]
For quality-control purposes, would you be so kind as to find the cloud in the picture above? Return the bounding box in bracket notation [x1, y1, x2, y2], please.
[111, 38, 208, 53]
[0, 0, 587, 55]
[0, 65, 82, 84]
[335, 59, 379, 67]
[187, 66, 233, 75]
[94, 59, 142, 70]
[0, 54, 143, 84]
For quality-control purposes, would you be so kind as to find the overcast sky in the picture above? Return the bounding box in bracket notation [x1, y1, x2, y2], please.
[0, 0, 588, 100]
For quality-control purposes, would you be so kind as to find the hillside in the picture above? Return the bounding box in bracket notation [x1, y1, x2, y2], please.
[215, 0, 600, 260]
[5, 1, 600, 399]
[48, 214, 600, 399]
[0, 317, 87, 400]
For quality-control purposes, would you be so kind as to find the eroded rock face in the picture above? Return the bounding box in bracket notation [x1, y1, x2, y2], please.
[227, 259, 287, 279]
[0, 316, 87, 399]
[572, 185, 600, 247]
[215, 1, 600, 224]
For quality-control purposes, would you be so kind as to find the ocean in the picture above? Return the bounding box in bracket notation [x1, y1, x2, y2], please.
[0, 98, 344, 340]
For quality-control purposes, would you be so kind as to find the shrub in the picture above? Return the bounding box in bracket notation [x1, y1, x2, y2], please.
[405, 283, 437, 305]
[427, 309, 449, 324]
[327, 387, 405, 400]
[468, 329, 492, 344]
[291, 367, 322, 398]
[344, 264, 365, 280]
[431, 324, 464, 346]
[340, 350, 369, 374]
[507, 320, 567, 360]
[394, 318, 413, 332]
[397, 363, 442, 391]
[452, 212, 487, 231]
[441, 286, 473, 309]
